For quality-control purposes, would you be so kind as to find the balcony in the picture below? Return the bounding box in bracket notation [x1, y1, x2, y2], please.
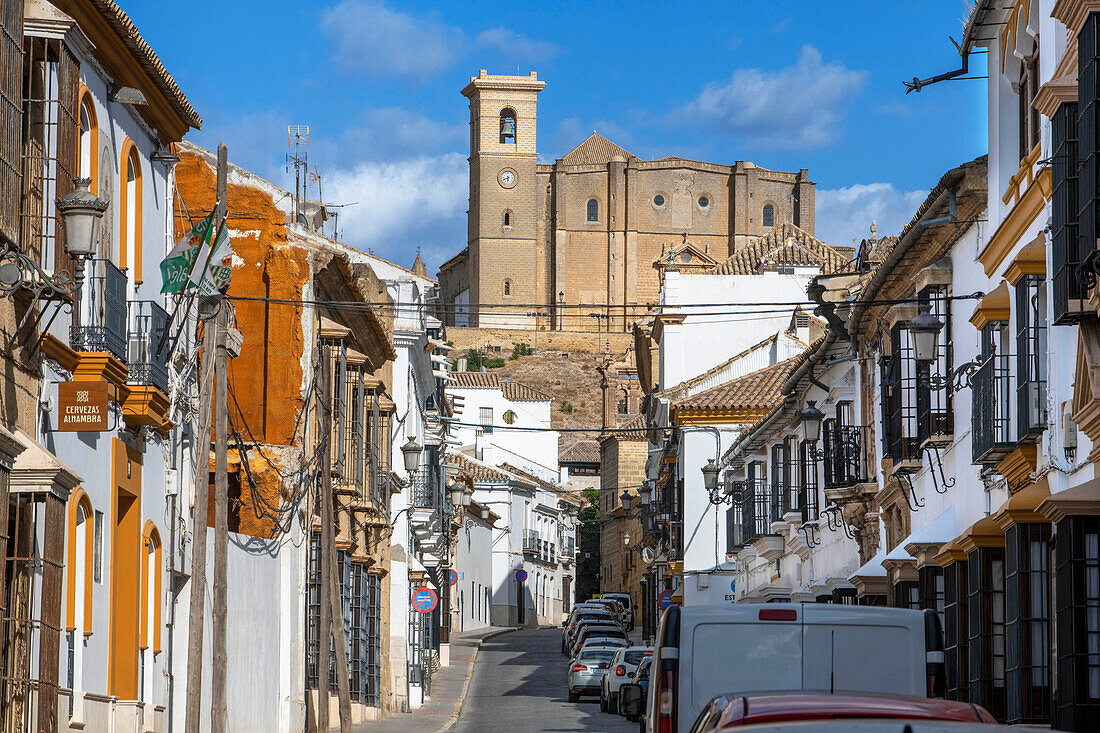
[972, 353, 1014, 464]
[126, 300, 170, 394]
[741, 478, 772, 544]
[823, 425, 867, 489]
[70, 258, 127, 362]
[523, 529, 540, 553]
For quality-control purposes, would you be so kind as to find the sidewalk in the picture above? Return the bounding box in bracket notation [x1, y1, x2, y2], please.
[351, 626, 517, 733]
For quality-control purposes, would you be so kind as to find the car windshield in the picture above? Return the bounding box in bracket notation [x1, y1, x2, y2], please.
[624, 650, 649, 665]
[635, 659, 651, 679]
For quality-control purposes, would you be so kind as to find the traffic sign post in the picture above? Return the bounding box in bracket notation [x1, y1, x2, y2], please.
[515, 568, 528, 583]
[412, 587, 438, 614]
[658, 589, 675, 610]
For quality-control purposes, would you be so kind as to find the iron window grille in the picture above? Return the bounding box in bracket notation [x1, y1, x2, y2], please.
[742, 462, 771, 543]
[0, 0, 21, 248]
[798, 439, 819, 521]
[523, 529, 541, 551]
[1052, 100, 1084, 324]
[894, 580, 920, 610]
[784, 436, 799, 519]
[967, 547, 1007, 721]
[1015, 276, 1048, 438]
[769, 444, 787, 524]
[20, 34, 78, 279]
[726, 499, 744, 553]
[917, 286, 954, 445]
[126, 300, 169, 393]
[70, 258, 127, 360]
[479, 406, 493, 434]
[409, 468, 438, 511]
[823, 421, 866, 489]
[1005, 523, 1051, 725]
[1075, 14, 1100, 321]
[945, 560, 970, 702]
[972, 324, 1014, 464]
[881, 323, 921, 463]
[832, 587, 857, 605]
[1018, 43, 1041, 160]
[919, 565, 946, 631]
[1053, 515, 1100, 730]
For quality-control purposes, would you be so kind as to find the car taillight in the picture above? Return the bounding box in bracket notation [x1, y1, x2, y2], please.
[656, 669, 676, 733]
[571, 664, 587, 673]
[615, 665, 626, 676]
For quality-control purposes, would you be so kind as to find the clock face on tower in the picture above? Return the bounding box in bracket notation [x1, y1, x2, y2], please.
[498, 168, 517, 189]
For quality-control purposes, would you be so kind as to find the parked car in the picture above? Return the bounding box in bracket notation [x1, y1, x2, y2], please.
[563, 611, 616, 653]
[625, 603, 945, 733]
[571, 624, 627, 656]
[592, 597, 626, 624]
[685, 692, 997, 731]
[601, 592, 635, 629]
[567, 619, 620, 653]
[600, 646, 652, 715]
[704, 722, 1054, 733]
[622, 657, 652, 725]
[567, 646, 618, 703]
[576, 629, 629, 651]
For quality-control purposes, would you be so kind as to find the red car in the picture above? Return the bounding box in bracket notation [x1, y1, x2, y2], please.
[688, 692, 997, 731]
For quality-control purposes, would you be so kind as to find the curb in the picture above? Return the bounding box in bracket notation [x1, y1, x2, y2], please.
[433, 626, 520, 733]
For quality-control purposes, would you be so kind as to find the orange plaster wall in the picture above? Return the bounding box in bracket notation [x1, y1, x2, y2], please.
[206, 448, 285, 539]
[174, 152, 309, 447]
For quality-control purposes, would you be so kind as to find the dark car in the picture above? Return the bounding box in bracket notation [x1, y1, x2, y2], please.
[621, 656, 651, 724]
[571, 624, 627, 656]
[567, 617, 618, 649]
[563, 612, 616, 653]
[686, 692, 998, 732]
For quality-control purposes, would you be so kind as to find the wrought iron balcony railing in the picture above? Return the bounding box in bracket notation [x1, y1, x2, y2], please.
[126, 300, 170, 393]
[741, 478, 772, 544]
[823, 425, 867, 489]
[410, 471, 440, 510]
[563, 536, 576, 556]
[71, 258, 127, 361]
[523, 529, 540, 551]
[972, 353, 1014, 464]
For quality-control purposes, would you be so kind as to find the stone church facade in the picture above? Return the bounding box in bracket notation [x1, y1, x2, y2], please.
[437, 70, 817, 332]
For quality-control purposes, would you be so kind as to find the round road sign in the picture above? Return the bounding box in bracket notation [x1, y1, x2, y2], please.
[448, 569, 458, 586]
[412, 587, 438, 614]
[658, 589, 675, 610]
[515, 568, 528, 583]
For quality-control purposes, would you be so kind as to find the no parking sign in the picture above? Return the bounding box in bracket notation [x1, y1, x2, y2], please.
[515, 568, 528, 583]
[412, 587, 438, 614]
[658, 589, 675, 610]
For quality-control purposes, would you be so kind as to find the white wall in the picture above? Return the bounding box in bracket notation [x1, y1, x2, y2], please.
[452, 513, 495, 633]
[450, 387, 558, 479]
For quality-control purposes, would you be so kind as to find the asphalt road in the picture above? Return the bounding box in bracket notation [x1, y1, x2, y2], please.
[456, 627, 638, 732]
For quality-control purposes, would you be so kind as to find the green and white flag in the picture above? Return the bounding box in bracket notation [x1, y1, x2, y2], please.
[159, 212, 215, 294]
[195, 221, 232, 296]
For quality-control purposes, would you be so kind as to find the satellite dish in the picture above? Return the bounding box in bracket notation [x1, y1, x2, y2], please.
[640, 547, 654, 564]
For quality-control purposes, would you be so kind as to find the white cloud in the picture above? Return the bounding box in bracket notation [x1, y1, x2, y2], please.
[475, 28, 559, 63]
[340, 107, 465, 161]
[323, 153, 468, 266]
[679, 45, 867, 150]
[815, 182, 926, 247]
[321, 1, 464, 79]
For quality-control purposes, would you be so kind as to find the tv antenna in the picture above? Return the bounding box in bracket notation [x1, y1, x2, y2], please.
[323, 202, 358, 242]
[308, 166, 324, 234]
[286, 125, 309, 224]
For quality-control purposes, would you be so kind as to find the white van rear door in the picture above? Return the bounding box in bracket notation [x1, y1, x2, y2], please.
[689, 620, 801, 713]
[801, 606, 923, 696]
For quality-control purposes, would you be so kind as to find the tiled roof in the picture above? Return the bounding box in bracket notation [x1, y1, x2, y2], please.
[672, 356, 800, 412]
[500, 463, 560, 492]
[445, 452, 515, 483]
[560, 133, 638, 165]
[85, 0, 202, 129]
[613, 414, 649, 441]
[559, 440, 601, 464]
[657, 333, 781, 400]
[712, 223, 852, 275]
[449, 372, 553, 402]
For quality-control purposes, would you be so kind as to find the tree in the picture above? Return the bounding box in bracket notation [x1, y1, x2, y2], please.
[575, 487, 601, 602]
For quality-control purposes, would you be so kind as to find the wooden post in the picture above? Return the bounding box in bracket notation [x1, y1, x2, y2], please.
[211, 142, 230, 733]
[317, 352, 331, 733]
[184, 312, 215, 733]
[318, 348, 353, 731]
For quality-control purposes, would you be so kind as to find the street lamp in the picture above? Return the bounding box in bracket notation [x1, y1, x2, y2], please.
[448, 478, 465, 508]
[56, 177, 108, 307]
[638, 482, 652, 506]
[908, 302, 944, 365]
[462, 485, 474, 507]
[623, 533, 631, 547]
[620, 489, 634, 513]
[479, 505, 491, 521]
[798, 400, 825, 443]
[400, 436, 422, 473]
[701, 459, 719, 495]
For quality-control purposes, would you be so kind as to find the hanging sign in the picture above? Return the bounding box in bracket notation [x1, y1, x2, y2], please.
[515, 568, 528, 583]
[412, 587, 438, 614]
[57, 381, 110, 432]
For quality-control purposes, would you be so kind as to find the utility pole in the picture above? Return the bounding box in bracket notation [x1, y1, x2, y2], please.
[318, 350, 353, 731]
[211, 142, 230, 733]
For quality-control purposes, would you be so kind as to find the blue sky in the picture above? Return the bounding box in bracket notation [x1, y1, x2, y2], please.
[127, 1, 988, 273]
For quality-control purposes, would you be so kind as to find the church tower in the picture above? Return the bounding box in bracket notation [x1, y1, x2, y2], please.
[462, 70, 545, 328]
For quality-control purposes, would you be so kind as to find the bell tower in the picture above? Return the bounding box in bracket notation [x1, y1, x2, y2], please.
[462, 70, 545, 327]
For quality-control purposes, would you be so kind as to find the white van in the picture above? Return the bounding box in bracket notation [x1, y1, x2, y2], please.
[634, 603, 945, 733]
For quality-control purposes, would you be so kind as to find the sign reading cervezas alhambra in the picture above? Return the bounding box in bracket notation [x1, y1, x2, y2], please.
[57, 382, 109, 432]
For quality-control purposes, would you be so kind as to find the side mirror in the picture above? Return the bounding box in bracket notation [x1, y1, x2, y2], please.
[562, 619, 568, 627]
[620, 683, 643, 718]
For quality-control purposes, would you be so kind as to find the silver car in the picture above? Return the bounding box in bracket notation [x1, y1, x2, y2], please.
[567, 646, 618, 703]
[600, 646, 652, 715]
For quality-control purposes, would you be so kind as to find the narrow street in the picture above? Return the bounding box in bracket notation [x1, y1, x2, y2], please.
[456, 628, 637, 732]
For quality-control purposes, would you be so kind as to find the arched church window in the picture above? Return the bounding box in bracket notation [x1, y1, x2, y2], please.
[587, 199, 599, 222]
[762, 204, 775, 227]
[499, 109, 516, 145]
[617, 389, 629, 414]
[503, 210, 512, 227]
[503, 280, 511, 296]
